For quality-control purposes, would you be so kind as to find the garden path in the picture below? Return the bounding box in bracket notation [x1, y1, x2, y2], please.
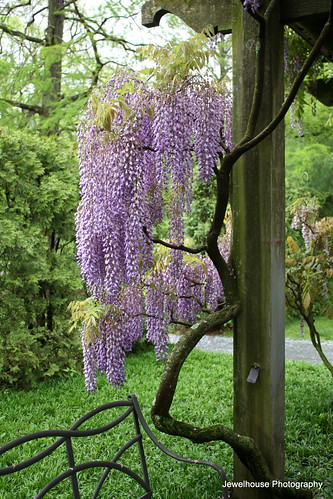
[169, 334, 333, 364]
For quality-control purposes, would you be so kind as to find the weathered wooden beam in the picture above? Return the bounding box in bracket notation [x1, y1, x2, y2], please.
[308, 78, 333, 106]
[141, 0, 332, 28]
[288, 17, 333, 61]
[281, 0, 333, 61]
[231, 0, 285, 494]
[142, 0, 333, 61]
[280, 0, 330, 21]
[141, 0, 232, 33]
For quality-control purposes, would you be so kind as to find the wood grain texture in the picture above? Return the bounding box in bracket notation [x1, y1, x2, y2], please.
[280, 0, 330, 21]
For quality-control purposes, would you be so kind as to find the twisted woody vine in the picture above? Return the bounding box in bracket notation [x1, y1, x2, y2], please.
[70, 0, 333, 496]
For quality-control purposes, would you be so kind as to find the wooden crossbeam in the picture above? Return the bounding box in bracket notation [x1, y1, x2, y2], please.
[281, 0, 333, 61]
[142, 0, 332, 28]
[141, 0, 232, 34]
[281, 0, 331, 21]
[142, 0, 333, 60]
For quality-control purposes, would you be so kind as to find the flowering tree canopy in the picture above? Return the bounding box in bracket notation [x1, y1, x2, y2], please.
[76, 68, 232, 389]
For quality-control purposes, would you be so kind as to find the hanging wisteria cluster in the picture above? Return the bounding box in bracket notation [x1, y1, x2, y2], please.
[76, 72, 232, 389]
[291, 199, 319, 249]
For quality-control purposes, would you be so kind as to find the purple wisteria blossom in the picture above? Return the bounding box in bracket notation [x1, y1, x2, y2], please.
[243, 0, 261, 13]
[76, 73, 232, 388]
[291, 200, 319, 250]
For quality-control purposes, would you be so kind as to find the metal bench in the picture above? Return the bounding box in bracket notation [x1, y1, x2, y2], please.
[0, 393, 228, 498]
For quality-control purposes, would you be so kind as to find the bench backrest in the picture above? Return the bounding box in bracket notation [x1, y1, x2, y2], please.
[0, 393, 227, 498]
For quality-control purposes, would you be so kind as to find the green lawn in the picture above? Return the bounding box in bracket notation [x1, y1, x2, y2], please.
[218, 316, 333, 341]
[0, 346, 332, 498]
[285, 316, 333, 341]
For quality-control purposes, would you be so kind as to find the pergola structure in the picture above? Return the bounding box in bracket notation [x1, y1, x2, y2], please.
[142, 1, 333, 105]
[142, 0, 333, 59]
[141, 2, 332, 498]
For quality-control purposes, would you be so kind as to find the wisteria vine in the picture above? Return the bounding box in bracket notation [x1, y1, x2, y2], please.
[76, 72, 232, 389]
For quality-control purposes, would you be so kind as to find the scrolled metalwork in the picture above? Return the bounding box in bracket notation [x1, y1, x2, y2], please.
[0, 394, 227, 498]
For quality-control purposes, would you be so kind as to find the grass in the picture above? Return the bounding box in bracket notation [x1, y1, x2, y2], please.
[0, 345, 332, 498]
[209, 316, 333, 341]
[285, 316, 333, 341]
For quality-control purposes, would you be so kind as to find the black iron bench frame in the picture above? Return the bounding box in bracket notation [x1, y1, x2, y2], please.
[0, 393, 228, 498]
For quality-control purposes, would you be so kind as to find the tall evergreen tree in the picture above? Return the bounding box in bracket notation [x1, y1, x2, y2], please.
[0, 126, 81, 387]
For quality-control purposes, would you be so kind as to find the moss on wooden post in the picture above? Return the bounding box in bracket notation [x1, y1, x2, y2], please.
[231, 1, 285, 497]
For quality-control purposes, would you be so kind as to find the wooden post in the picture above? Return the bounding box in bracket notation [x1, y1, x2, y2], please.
[141, 2, 331, 496]
[231, 1, 285, 496]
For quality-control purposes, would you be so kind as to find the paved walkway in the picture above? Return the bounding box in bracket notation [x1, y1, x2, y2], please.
[169, 334, 333, 364]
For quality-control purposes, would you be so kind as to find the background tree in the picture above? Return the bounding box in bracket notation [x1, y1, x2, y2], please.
[0, 0, 147, 134]
[285, 102, 333, 216]
[286, 198, 333, 377]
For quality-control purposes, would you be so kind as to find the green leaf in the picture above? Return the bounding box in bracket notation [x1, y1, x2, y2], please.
[303, 291, 312, 310]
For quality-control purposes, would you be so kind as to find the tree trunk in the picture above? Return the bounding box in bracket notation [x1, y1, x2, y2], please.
[43, 0, 64, 126]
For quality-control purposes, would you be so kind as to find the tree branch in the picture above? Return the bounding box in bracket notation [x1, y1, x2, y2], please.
[304, 311, 333, 377]
[152, 305, 240, 417]
[170, 317, 192, 328]
[26, 5, 48, 28]
[286, 271, 333, 376]
[0, 98, 44, 115]
[0, 1, 31, 16]
[233, 0, 333, 158]
[71, 0, 105, 86]
[293, 296, 333, 377]
[143, 227, 207, 254]
[242, 6, 266, 141]
[0, 22, 44, 44]
[151, 303, 311, 498]
[153, 238, 207, 254]
[206, 156, 237, 304]
[63, 7, 140, 52]
[61, 90, 89, 102]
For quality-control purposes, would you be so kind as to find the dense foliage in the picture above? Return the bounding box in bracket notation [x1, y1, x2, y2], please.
[285, 102, 333, 216]
[0, 0, 193, 135]
[0, 127, 82, 387]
